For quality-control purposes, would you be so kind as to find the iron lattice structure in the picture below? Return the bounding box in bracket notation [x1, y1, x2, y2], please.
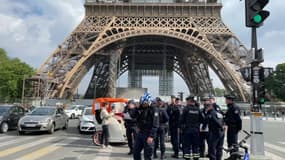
[27, 2, 250, 101]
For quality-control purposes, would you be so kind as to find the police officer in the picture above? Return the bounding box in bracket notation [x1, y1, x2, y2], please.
[209, 95, 223, 114]
[180, 96, 202, 160]
[199, 96, 210, 158]
[166, 96, 181, 158]
[206, 97, 225, 160]
[123, 100, 137, 155]
[130, 93, 159, 160]
[224, 94, 242, 148]
[153, 97, 169, 159]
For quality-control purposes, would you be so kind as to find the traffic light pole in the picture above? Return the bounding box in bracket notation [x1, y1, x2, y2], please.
[250, 27, 267, 159]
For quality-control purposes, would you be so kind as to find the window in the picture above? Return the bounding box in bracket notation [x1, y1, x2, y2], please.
[18, 107, 25, 115]
[10, 107, 18, 115]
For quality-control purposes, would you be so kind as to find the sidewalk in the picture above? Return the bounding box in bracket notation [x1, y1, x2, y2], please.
[243, 116, 285, 122]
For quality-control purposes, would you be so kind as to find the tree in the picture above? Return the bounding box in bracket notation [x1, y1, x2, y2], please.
[0, 48, 8, 63]
[265, 63, 285, 101]
[214, 87, 225, 97]
[0, 49, 35, 103]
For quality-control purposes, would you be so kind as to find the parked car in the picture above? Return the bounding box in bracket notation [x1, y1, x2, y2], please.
[65, 105, 86, 119]
[78, 107, 101, 133]
[18, 106, 69, 134]
[0, 105, 26, 133]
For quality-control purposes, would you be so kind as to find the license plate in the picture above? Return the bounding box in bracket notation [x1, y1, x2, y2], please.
[25, 124, 36, 127]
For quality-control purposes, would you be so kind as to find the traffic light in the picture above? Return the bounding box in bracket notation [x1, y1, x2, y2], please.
[257, 67, 265, 104]
[245, 0, 270, 27]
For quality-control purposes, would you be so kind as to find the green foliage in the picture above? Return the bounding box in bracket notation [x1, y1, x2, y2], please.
[265, 63, 285, 101]
[0, 49, 35, 103]
[214, 87, 225, 97]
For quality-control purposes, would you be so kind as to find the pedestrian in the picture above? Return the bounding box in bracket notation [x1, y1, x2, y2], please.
[206, 97, 225, 160]
[166, 96, 182, 158]
[100, 102, 113, 149]
[153, 97, 169, 159]
[199, 96, 210, 158]
[130, 93, 159, 160]
[180, 95, 202, 160]
[224, 94, 242, 148]
[123, 100, 137, 155]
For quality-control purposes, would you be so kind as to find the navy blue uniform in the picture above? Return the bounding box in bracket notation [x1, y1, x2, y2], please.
[224, 103, 242, 148]
[207, 108, 225, 160]
[180, 105, 202, 160]
[130, 106, 159, 160]
[199, 107, 209, 157]
[167, 103, 181, 157]
[123, 106, 137, 154]
[154, 106, 169, 158]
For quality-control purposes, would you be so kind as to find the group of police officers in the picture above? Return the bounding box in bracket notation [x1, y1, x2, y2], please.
[123, 93, 242, 160]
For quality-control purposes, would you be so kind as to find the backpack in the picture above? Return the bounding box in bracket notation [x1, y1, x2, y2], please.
[95, 109, 103, 124]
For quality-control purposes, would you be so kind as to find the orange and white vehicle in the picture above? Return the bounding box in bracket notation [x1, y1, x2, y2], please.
[91, 98, 128, 145]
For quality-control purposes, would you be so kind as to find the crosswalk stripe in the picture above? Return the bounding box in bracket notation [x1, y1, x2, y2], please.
[265, 142, 285, 154]
[0, 137, 35, 148]
[93, 147, 112, 160]
[278, 142, 285, 145]
[15, 145, 61, 160]
[0, 136, 14, 141]
[0, 137, 56, 158]
[265, 151, 284, 160]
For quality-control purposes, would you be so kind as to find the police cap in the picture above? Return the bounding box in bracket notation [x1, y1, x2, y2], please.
[128, 99, 135, 104]
[156, 97, 162, 102]
[224, 94, 236, 100]
[209, 94, 215, 99]
[185, 95, 195, 101]
[171, 95, 176, 99]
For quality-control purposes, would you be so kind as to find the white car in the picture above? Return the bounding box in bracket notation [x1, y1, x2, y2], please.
[78, 107, 101, 133]
[64, 105, 86, 119]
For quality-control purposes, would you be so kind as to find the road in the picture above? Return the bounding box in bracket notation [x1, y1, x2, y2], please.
[0, 119, 285, 160]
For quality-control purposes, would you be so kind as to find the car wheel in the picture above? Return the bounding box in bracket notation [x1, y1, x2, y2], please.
[63, 121, 68, 130]
[71, 114, 75, 119]
[48, 123, 55, 134]
[0, 122, 9, 133]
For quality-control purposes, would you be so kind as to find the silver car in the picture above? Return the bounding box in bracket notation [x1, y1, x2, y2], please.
[18, 106, 69, 134]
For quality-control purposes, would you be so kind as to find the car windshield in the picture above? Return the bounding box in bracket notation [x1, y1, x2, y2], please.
[84, 109, 92, 115]
[67, 106, 76, 110]
[29, 108, 56, 116]
[0, 106, 10, 115]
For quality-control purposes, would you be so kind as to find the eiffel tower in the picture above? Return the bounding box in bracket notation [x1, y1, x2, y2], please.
[25, 0, 250, 102]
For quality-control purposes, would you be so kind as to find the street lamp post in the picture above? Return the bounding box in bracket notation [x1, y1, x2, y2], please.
[93, 75, 98, 98]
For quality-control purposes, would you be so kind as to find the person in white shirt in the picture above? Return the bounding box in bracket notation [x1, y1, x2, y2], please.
[100, 102, 113, 148]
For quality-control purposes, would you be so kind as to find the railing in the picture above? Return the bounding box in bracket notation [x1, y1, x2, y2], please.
[85, 0, 220, 4]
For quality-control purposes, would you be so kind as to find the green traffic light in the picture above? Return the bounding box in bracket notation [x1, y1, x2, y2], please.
[260, 98, 265, 104]
[253, 14, 262, 23]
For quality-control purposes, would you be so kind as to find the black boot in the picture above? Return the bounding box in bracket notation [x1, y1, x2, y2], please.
[160, 153, 167, 160]
[127, 149, 133, 155]
[153, 152, 158, 159]
[171, 153, 179, 159]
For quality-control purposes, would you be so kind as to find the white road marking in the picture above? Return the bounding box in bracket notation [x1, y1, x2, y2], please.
[93, 147, 112, 160]
[0, 137, 56, 158]
[0, 136, 14, 141]
[265, 142, 285, 153]
[265, 151, 284, 160]
[0, 136, 35, 147]
[278, 141, 285, 145]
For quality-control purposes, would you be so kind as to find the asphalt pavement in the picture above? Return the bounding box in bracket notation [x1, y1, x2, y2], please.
[0, 118, 285, 160]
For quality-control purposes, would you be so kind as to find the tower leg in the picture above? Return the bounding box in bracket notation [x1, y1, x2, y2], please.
[107, 51, 120, 97]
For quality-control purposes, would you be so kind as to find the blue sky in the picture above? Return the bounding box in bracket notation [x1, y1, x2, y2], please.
[0, 0, 284, 96]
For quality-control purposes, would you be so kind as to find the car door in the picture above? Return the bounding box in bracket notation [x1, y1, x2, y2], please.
[55, 108, 63, 129]
[8, 107, 19, 128]
[58, 108, 67, 127]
